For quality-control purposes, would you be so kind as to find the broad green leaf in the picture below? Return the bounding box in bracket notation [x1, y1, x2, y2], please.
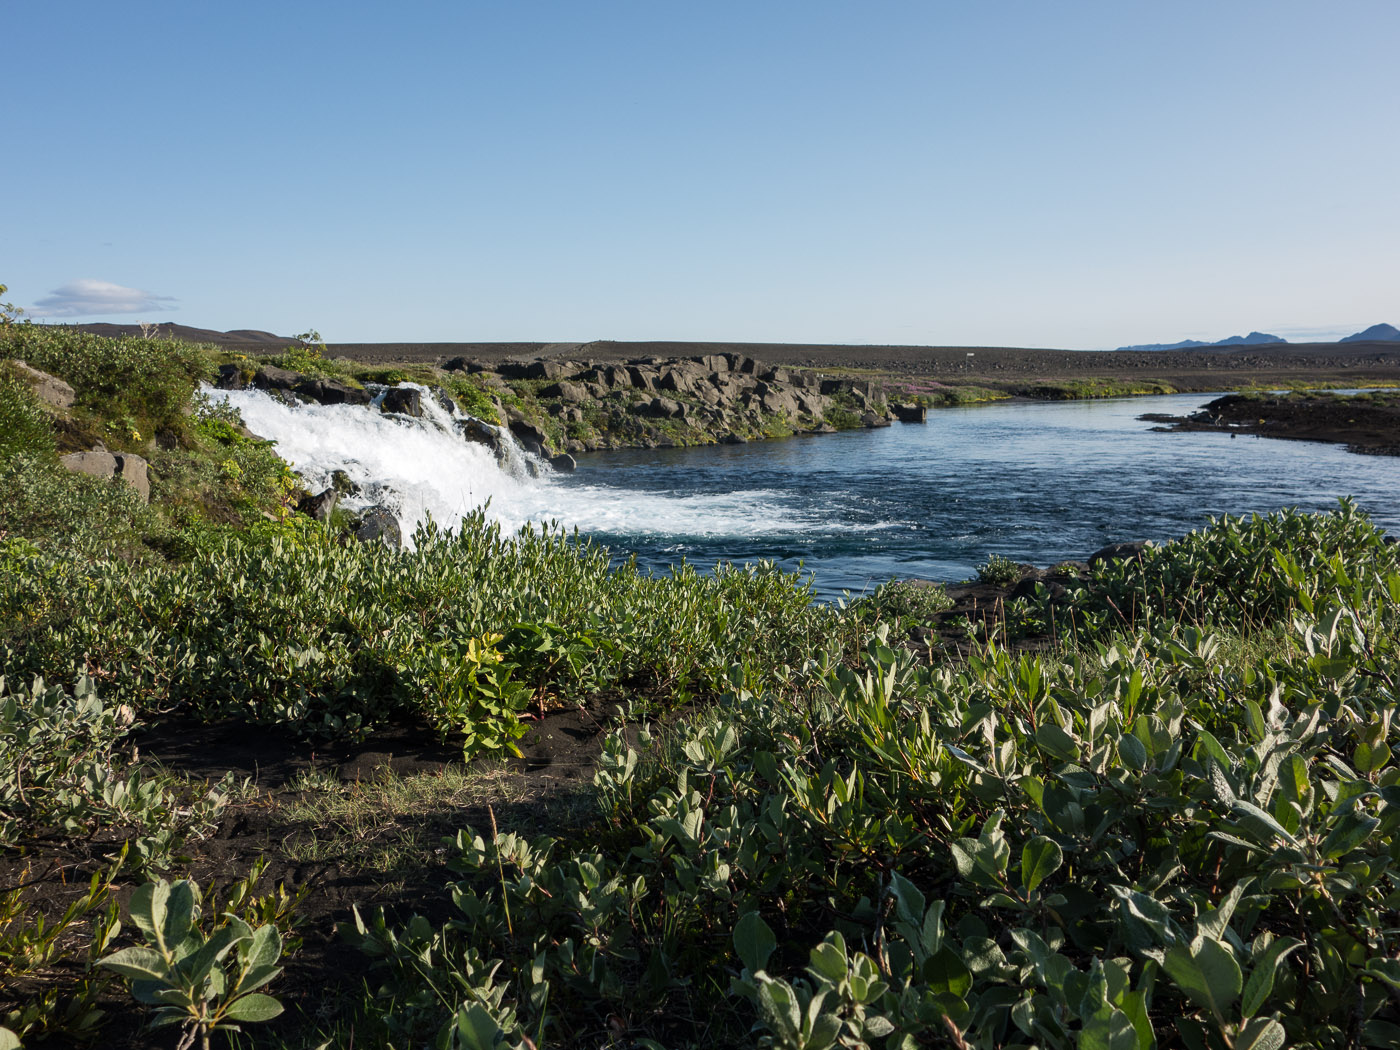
[734, 911, 776, 974]
[1036, 723, 1079, 763]
[756, 979, 802, 1041]
[453, 1003, 504, 1050]
[1020, 836, 1063, 894]
[99, 946, 168, 983]
[223, 992, 284, 1023]
[1163, 939, 1241, 1021]
[1355, 739, 1390, 775]
[1241, 937, 1301, 1018]
[1118, 732, 1148, 771]
[1196, 882, 1248, 942]
[1194, 729, 1231, 769]
[1235, 1017, 1285, 1050]
[244, 924, 282, 973]
[807, 935, 848, 984]
[889, 871, 926, 927]
[921, 899, 946, 956]
[924, 946, 972, 998]
[1230, 800, 1298, 847]
[1319, 810, 1380, 859]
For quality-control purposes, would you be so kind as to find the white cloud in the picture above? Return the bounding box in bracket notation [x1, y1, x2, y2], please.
[31, 279, 177, 318]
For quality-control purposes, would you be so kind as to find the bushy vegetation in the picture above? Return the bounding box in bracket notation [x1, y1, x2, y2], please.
[1, 325, 209, 445]
[0, 517, 836, 755]
[342, 505, 1400, 1049]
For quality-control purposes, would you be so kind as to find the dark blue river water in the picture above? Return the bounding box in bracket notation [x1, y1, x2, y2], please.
[563, 393, 1400, 599]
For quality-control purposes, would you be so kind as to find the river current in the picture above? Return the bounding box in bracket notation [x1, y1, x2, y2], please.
[214, 388, 1400, 601]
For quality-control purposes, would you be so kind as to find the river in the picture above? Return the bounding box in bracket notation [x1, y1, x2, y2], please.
[214, 388, 1400, 600]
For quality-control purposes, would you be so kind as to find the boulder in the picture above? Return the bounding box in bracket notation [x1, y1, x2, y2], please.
[294, 377, 371, 406]
[540, 380, 589, 401]
[893, 403, 927, 423]
[549, 453, 577, 472]
[509, 419, 551, 456]
[60, 449, 119, 481]
[430, 386, 456, 415]
[352, 506, 401, 549]
[8, 360, 75, 409]
[297, 487, 339, 522]
[658, 369, 699, 397]
[214, 362, 250, 390]
[116, 454, 150, 502]
[330, 469, 360, 496]
[626, 366, 658, 392]
[59, 449, 150, 502]
[695, 354, 729, 372]
[1088, 541, 1150, 566]
[496, 362, 535, 380]
[461, 419, 501, 451]
[442, 356, 486, 373]
[640, 396, 685, 419]
[860, 412, 891, 428]
[252, 365, 301, 392]
[380, 386, 423, 416]
[525, 360, 572, 381]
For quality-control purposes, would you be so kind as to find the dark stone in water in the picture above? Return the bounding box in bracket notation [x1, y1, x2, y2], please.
[461, 419, 501, 451]
[298, 487, 339, 522]
[549, 453, 577, 473]
[330, 469, 360, 496]
[381, 386, 423, 417]
[893, 403, 927, 423]
[353, 506, 401, 549]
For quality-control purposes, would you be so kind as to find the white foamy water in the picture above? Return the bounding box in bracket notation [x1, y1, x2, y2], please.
[206, 384, 813, 540]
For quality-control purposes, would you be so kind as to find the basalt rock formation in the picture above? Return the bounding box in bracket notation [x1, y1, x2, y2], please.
[444, 351, 903, 454]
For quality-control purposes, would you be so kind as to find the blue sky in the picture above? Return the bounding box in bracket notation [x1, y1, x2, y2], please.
[4, 1, 1396, 349]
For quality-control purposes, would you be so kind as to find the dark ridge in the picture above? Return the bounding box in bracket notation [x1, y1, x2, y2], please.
[67, 322, 293, 346]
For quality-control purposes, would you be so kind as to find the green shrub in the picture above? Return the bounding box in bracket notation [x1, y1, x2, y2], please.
[348, 538, 1400, 1047]
[100, 878, 285, 1046]
[0, 366, 55, 460]
[0, 674, 229, 871]
[0, 516, 837, 754]
[850, 579, 953, 626]
[976, 552, 1022, 586]
[0, 455, 155, 557]
[0, 325, 210, 440]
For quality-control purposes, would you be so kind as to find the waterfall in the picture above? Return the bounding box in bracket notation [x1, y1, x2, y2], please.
[204, 383, 814, 542]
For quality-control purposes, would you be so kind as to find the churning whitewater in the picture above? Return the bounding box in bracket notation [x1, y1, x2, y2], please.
[207, 384, 814, 541]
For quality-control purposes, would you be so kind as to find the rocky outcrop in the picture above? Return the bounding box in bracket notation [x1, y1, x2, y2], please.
[442, 351, 913, 455]
[59, 447, 150, 502]
[7, 360, 75, 409]
[215, 363, 372, 407]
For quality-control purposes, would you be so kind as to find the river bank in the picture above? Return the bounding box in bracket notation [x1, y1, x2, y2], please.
[1142, 389, 1400, 456]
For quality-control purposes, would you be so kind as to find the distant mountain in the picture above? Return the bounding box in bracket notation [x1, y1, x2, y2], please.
[69, 322, 293, 346]
[1340, 323, 1400, 343]
[1115, 331, 1287, 353]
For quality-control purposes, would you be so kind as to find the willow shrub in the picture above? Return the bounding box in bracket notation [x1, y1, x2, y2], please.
[0, 325, 211, 440]
[1044, 499, 1400, 640]
[348, 509, 1400, 1049]
[0, 513, 835, 753]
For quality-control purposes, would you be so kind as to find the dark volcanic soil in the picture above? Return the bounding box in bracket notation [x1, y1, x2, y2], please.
[1142, 391, 1400, 455]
